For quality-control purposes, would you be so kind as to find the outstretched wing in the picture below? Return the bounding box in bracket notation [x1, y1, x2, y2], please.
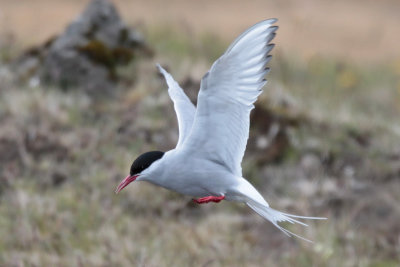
[157, 64, 196, 149]
[182, 19, 278, 176]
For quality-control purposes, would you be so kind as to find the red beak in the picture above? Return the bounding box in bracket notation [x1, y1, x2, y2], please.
[115, 175, 139, 194]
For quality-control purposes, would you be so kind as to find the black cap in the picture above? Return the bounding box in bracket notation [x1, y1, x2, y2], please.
[130, 151, 164, 176]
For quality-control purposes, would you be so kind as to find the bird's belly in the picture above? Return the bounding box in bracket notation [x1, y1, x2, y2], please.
[166, 184, 211, 198]
[156, 168, 236, 198]
[148, 151, 239, 198]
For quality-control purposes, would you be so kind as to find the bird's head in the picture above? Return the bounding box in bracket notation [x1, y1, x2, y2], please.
[115, 151, 165, 194]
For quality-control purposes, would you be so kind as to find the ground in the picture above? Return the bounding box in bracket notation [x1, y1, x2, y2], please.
[0, 1, 399, 266]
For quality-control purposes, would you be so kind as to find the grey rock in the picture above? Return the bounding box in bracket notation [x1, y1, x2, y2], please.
[15, 0, 152, 94]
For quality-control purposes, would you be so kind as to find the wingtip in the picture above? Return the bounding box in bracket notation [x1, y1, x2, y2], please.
[259, 18, 278, 24]
[254, 19, 278, 30]
[270, 25, 279, 32]
[267, 43, 276, 50]
[156, 63, 170, 78]
[156, 63, 162, 72]
[261, 18, 278, 26]
[269, 18, 278, 24]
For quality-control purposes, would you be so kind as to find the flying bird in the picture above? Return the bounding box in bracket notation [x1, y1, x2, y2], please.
[116, 19, 325, 241]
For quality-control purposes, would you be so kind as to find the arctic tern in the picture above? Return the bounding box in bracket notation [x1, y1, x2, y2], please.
[116, 19, 325, 241]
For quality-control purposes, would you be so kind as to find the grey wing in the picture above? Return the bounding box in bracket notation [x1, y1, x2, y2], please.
[157, 64, 196, 149]
[181, 19, 278, 176]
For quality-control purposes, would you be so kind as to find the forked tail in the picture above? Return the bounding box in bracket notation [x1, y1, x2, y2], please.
[234, 177, 326, 242]
[246, 200, 326, 242]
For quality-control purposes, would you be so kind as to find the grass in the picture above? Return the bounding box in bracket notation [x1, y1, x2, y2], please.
[0, 24, 399, 266]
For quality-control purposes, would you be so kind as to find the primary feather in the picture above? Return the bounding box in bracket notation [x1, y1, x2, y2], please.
[183, 19, 278, 176]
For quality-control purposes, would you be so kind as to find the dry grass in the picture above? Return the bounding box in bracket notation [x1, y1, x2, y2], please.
[1, 2, 400, 266]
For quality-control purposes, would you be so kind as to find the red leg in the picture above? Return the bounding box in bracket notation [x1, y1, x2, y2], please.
[193, 195, 225, 204]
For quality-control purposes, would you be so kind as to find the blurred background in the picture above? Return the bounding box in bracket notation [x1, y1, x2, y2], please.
[0, 0, 399, 266]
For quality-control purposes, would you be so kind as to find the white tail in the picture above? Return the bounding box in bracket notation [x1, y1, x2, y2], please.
[233, 177, 326, 242]
[246, 200, 326, 242]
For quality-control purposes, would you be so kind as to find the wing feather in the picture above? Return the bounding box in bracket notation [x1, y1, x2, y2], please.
[182, 19, 278, 176]
[157, 64, 196, 149]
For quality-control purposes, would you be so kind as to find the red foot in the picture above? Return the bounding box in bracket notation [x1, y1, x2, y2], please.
[193, 195, 225, 204]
